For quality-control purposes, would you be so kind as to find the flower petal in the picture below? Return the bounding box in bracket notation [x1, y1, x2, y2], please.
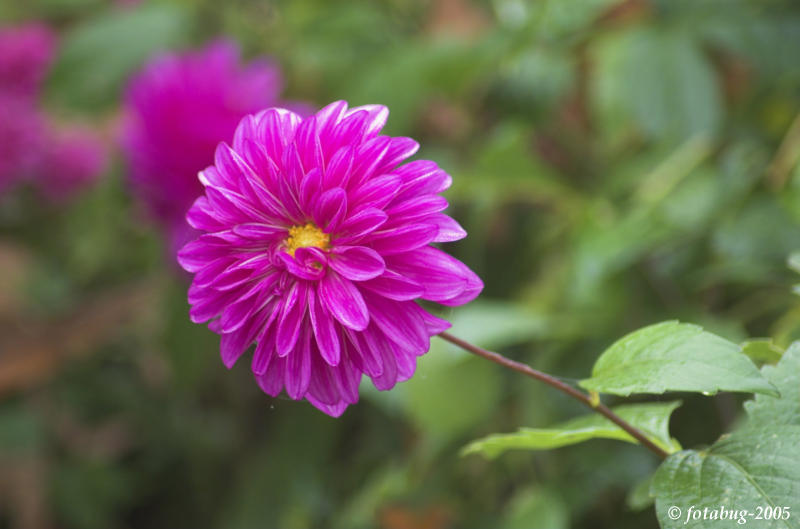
[345, 328, 383, 377]
[361, 270, 424, 301]
[367, 223, 438, 255]
[362, 293, 428, 355]
[373, 137, 419, 175]
[429, 213, 467, 242]
[349, 174, 401, 210]
[186, 196, 225, 232]
[368, 331, 400, 391]
[285, 325, 312, 399]
[251, 323, 277, 375]
[312, 187, 347, 232]
[279, 247, 327, 281]
[232, 222, 285, 240]
[308, 285, 341, 366]
[299, 167, 323, 212]
[335, 207, 388, 243]
[329, 246, 385, 281]
[333, 353, 361, 403]
[347, 104, 389, 140]
[307, 354, 343, 405]
[275, 281, 307, 356]
[293, 115, 324, 172]
[319, 271, 369, 331]
[219, 305, 271, 368]
[415, 304, 452, 335]
[392, 160, 452, 202]
[385, 246, 483, 305]
[218, 282, 270, 332]
[349, 136, 391, 187]
[255, 357, 285, 396]
[385, 195, 448, 223]
[257, 107, 302, 162]
[323, 146, 355, 189]
[306, 395, 348, 417]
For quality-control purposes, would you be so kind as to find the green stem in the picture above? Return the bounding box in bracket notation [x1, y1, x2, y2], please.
[437, 331, 669, 460]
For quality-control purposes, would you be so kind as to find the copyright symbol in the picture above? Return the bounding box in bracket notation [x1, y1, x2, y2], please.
[668, 506, 682, 520]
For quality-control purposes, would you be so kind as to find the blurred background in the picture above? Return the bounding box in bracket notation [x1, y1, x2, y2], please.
[2, 0, 800, 528]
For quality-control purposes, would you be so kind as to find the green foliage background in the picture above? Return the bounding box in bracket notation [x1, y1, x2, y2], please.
[2, 0, 800, 528]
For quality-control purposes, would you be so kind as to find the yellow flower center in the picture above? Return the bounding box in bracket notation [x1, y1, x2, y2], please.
[286, 222, 330, 257]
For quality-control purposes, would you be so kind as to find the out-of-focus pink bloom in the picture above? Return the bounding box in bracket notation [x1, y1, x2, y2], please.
[0, 23, 106, 202]
[0, 94, 47, 192]
[36, 127, 108, 202]
[0, 23, 54, 193]
[123, 40, 307, 252]
[0, 23, 56, 101]
[178, 101, 483, 416]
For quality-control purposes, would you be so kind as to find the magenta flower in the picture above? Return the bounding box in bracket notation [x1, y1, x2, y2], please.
[0, 23, 106, 201]
[36, 127, 108, 202]
[0, 23, 55, 101]
[178, 101, 483, 416]
[0, 23, 54, 193]
[123, 40, 301, 252]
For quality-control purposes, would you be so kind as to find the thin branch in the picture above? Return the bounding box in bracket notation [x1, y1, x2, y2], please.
[437, 331, 670, 459]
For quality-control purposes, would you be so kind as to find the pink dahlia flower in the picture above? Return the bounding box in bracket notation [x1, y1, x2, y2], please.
[178, 101, 483, 416]
[123, 40, 299, 252]
[0, 23, 56, 101]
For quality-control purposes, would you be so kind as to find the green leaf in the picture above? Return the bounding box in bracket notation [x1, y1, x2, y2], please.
[525, 0, 619, 40]
[0, 406, 44, 453]
[626, 473, 655, 511]
[652, 426, 800, 529]
[653, 341, 800, 528]
[462, 401, 682, 459]
[741, 339, 785, 367]
[591, 28, 722, 143]
[405, 354, 502, 443]
[46, 5, 187, 110]
[461, 124, 578, 207]
[570, 208, 672, 303]
[53, 459, 135, 529]
[789, 253, 800, 296]
[744, 342, 800, 427]
[580, 321, 778, 397]
[498, 48, 575, 117]
[362, 301, 540, 433]
[713, 198, 800, 280]
[345, 37, 497, 134]
[503, 487, 569, 529]
[441, 300, 552, 351]
[788, 252, 800, 274]
[331, 464, 410, 529]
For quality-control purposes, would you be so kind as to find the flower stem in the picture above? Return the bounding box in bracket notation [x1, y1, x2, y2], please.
[437, 331, 670, 460]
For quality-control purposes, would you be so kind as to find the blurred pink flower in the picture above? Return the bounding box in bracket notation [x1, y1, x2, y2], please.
[123, 40, 309, 251]
[36, 127, 108, 202]
[0, 22, 106, 201]
[0, 24, 54, 193]
[0, 23, 56, 101]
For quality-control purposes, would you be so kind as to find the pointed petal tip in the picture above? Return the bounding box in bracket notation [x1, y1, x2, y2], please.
[307, 396, 349, 417]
